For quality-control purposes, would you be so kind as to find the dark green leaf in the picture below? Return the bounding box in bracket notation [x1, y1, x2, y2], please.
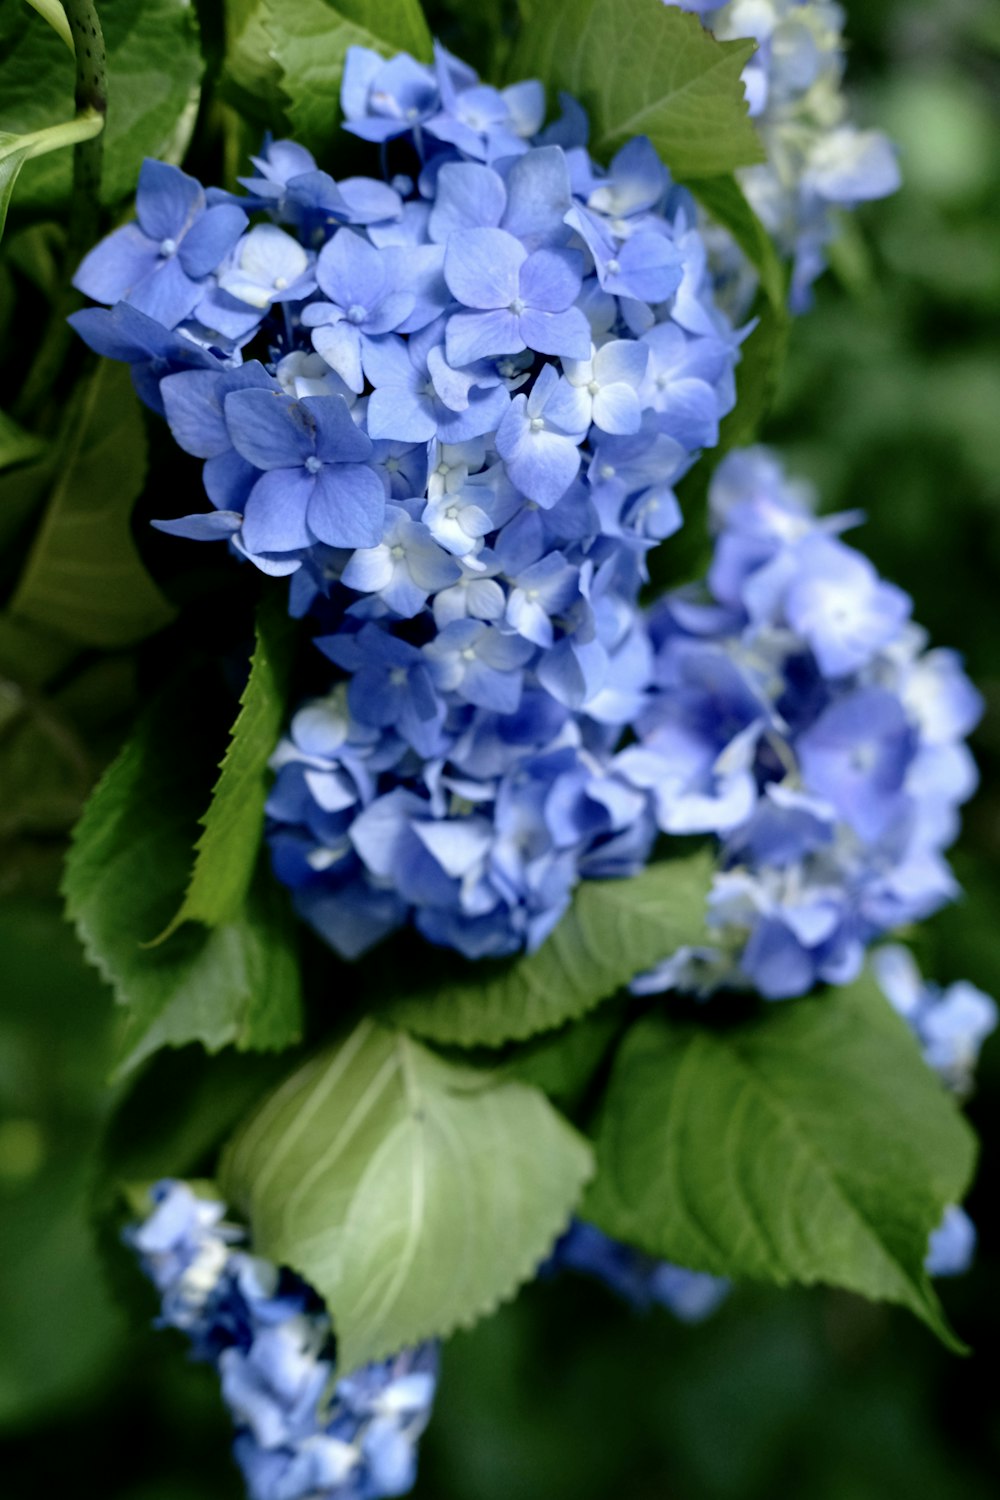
[384, 847, 715, 1047]
[0, 901, 124, 1427]
[508, 0, 762, 177]
[63, 677, 303, 1081]
[501, 1009, 623, 1116]
[686, 173, 787, 310]
[159, 593, 297, 938]
[0, 614, 79, 689]
[0, 407, 43, 472]
[264, 0, 433, 151]
[687, 175, 789, 449]
[9, 361, 176, 649]
[0, 0, 204, 211]
[585, 972, 977, 1348]
[221, 1019, 593, 1371]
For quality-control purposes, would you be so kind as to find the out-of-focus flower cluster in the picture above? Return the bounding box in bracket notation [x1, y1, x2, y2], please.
[127, 1181, 438, 1500]
[549, 1220, 731, 1320]
[68, 40, 750, 961]
[664, 1, 900, 310]
[627, 448, 983, 1001]
[876, 946, 996, 1277]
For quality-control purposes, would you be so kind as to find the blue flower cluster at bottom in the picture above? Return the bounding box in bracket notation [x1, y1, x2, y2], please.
[127, 1183, 438, 1500]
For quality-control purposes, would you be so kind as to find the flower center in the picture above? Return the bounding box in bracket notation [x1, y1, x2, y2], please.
[390, 544, 406, 560]
[529, 416, 545, 433]
[389, 667, 408, 686]
[347, 303, 368, 324]
[587, 379, 601, 396]
[304, 455, 323, 475]
[159, 238, 178, 257]
[509, 297, 527, 316]
[605, 258, 621, 277]
[273, 276, 288, 291]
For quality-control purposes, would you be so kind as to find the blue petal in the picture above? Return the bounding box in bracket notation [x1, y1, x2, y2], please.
[135, 159, 204, 243]
[178, 204, 248, 278]
[241, 468, 315, 553]
[224, 389, 314, 470]
[306, 464, 385, 549]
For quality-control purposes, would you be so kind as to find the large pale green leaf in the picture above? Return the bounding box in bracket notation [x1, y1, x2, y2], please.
[0, 0, 203, 210]
[383, 847, 715, 1047]
[63, 676, 303, 1080]
[220, 0, 289, 130]
[508, 0, 762, 177]
[9, 361, 176, 649]
[0, 133, 30, 243]
[221, 1019, 594, 1371]
[585, 973, 977, 1348]
[263, 0, 433, 150]
[159, 594, 297, 938]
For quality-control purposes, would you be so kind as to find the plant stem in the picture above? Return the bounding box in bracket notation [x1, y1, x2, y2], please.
[62, 0, 107, 264]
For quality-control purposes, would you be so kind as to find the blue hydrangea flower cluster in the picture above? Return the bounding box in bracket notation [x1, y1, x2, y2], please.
[67, 40, 748, 962]
[626, 447, 984, 1001]
[127, 1181, 438, 1500]
[664, 1, 901, 310]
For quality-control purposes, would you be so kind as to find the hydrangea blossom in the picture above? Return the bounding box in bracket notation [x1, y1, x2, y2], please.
[69, 42, 748, 961]
[664, 1, 901, 310]
[873, 945, 997, 1097]
[549, 1220, 730, 1322]
[127, 1181, 438, 1500]
[625, 448, 983, 1001]
[873, 947, 996, 1279]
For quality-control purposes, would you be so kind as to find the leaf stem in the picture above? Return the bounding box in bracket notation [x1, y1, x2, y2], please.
[24, 0, 75, 54]
[13, 4, 108, 424]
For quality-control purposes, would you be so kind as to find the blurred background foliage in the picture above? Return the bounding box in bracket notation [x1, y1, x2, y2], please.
[1, 0, 998, 1495]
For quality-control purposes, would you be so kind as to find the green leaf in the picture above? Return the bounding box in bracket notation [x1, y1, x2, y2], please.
[383, 847, 715, 1048]
[719, 295, 790, 451]
[585, 972, 977, 1348]
[0, 900, 124, 1426]
[9, 361, 176, 649]
[501, 1009, 623, 1116]
[0, 613, 79, 689]
[686, 173, 787, 311]
[687, 176, 790, 451]
[0, 407, 43, 472]
[63, 675, 303, 1081]
[264, 0, 433, 151]
[0, 0, 203, 211]
[221, 1019, 593, 1371]
[508, 0, 762, 177]
[159, 594, 296, 939]
[220, 0, 289, 130]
